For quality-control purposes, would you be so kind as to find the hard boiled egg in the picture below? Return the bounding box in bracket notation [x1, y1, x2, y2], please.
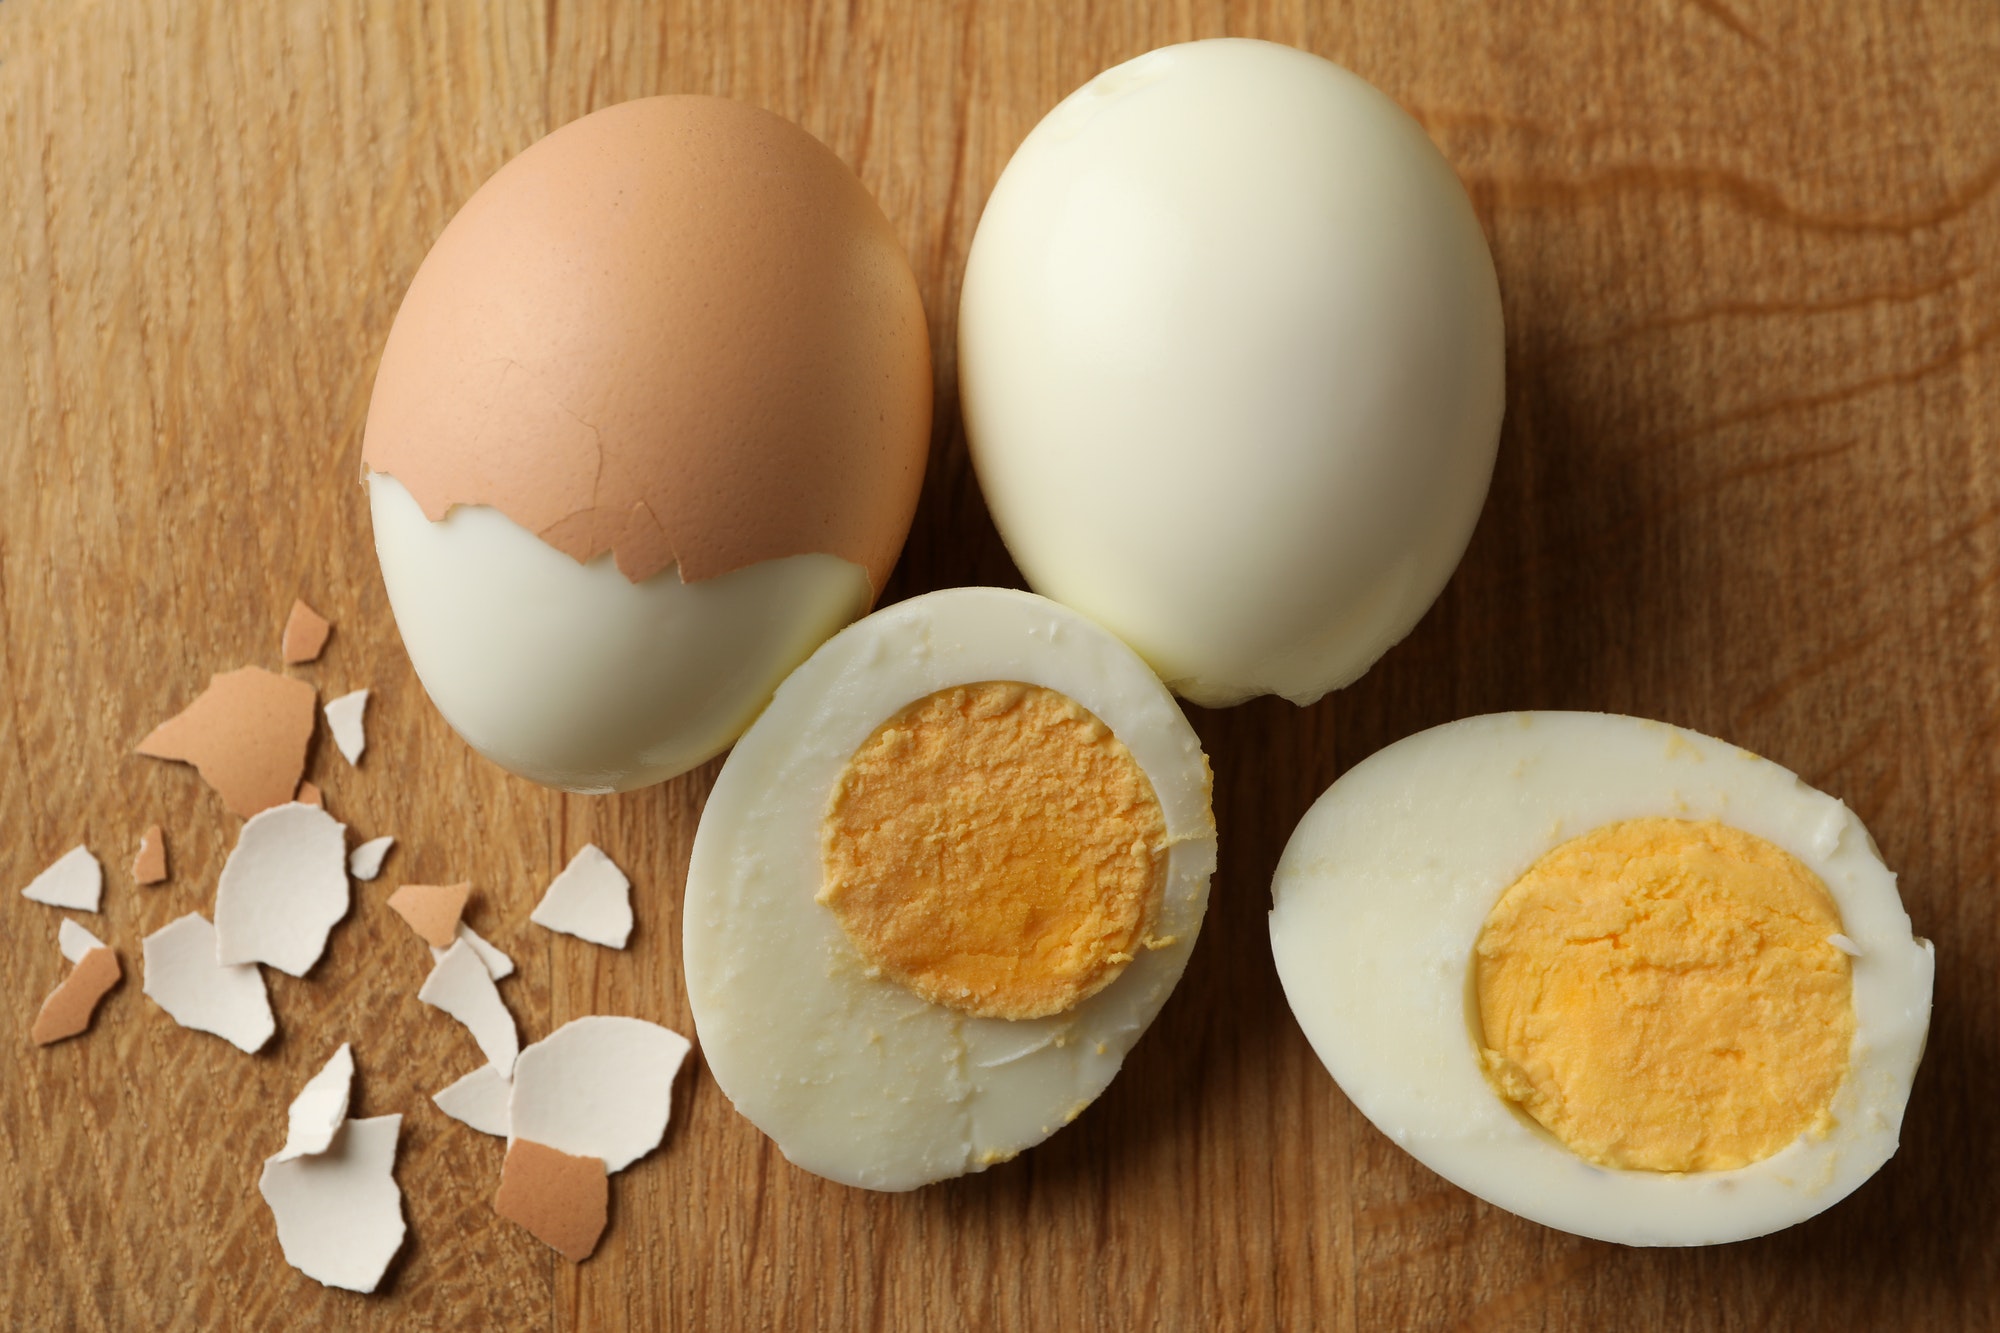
[959, 39, 1504, 708]
[363, 97, 931, 792]
[684, 587, 1216, 1190]
[1269, 712, 1934, 1246]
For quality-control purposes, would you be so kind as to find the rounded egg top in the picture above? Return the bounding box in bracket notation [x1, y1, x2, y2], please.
[363, 95, 932, 592]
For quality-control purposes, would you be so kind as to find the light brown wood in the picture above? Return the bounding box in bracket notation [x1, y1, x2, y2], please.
[4, 1, 1998, 1328]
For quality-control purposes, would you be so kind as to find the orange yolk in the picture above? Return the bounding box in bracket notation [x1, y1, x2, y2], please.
[820, 681, 1168, 1021]
[1475, 817, 1855, 1172]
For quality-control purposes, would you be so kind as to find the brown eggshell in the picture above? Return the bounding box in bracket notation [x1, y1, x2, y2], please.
[361, 96, 932, 593]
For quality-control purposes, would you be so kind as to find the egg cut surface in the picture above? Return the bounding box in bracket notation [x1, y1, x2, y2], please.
[684, 587, 1217, 1190]
[1269, 712, 1933, 1246]
[364, 96, 931, 793]
[959, 39, 1504, 709]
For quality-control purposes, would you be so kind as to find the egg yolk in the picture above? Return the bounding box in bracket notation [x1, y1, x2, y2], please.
[1474, 818, 1855, 1173]
[819, 681, 1168, 1021]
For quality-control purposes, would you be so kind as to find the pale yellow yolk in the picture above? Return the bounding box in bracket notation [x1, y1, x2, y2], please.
[819, 682, 1168, 1021]
[1474, 817, 1855, 1173]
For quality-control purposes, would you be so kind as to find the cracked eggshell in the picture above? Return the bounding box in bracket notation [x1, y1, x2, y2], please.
[214, 803, 350, 977]
[362, 96, 931, 793]
[324, 689, 369, 766]
[530, 845, 633, 948]
[21, 846, 102, 912]
[274, 1044, 355, 1162]
[434, 1063, 513, 1137]
[431, 924, 514, 981]
[137, 667, 317, 818]
[420, 938, 519, 1071]
[683, 587, 1217, 1191]
[142, 913, 275, 1053]
[58, 918, 107, 964]
[259, 1114, 406, 1293]
[509, 1015, 690, 1173]
[348, 836, 395, 882]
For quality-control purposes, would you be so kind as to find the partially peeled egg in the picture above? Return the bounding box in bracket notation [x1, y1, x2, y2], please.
[363, 96, 931, 792]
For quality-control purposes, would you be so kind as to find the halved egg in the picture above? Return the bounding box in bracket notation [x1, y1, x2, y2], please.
[684, 587, 1216, 1190]
[1269, 711, 1933, 1246]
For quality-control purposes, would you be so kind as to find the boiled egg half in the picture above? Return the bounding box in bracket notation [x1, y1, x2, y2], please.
[684, 587, 1216, 1190]
[1269, 712, 1933, 1245]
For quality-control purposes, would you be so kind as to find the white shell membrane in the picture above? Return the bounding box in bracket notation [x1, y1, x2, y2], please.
[684, 587, 1217, 1190]
[1269, 712, 1934, 1246]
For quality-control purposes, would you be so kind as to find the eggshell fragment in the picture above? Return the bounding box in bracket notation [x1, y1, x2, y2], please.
[434, 1063, 513, 1138]
[21, 846, 102, 912]
[431, 924, 514, 981]
[388, 882, 469, 949]
[494, 1139, 608, 1262]
[324, 690, 369, 766]
[32, 947, 121, 1046]
[214, 803, 350, 977]
[281, 599, 332, 664]
[348, 836, 395, 882]
[142, 913, 275, 1053]
[58, 918, 107, 964]
[360, 95, 930, 592]
[137, 667, 317, 818]
[509, 1015, 690, 1173]
[273, 1044, 355, 1163]
[295, 781, 323, 808]
[529, 845, 632, 948]
[259, 1114, 406, 1293]
[419, 939, 519, 1071]
[132, 825, 168, 886]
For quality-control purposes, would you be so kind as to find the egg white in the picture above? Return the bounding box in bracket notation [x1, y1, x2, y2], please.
[1269, 711, 1933, 1246]
[369, 472, 869, 793]
[959, 39, 1504, 708]
[683, 586, 1217, 1190]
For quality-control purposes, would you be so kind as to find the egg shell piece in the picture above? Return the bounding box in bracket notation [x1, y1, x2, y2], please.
[494, 1139, 608, 1263]
[214, 803, 350, 977]
[32, 947, 121, 1046]
[324, 689, 369, 766]
[281, 599, 332, 665]
[348, 836, 395, 882]
[259, 1114, 406, 1293]
[419, 938, 519, 1072]
[434, 1063, 513, 1138]
[1268, 712, 1935, 1247]
[369, 473, 870, 793]
[959, 40, 1503, 708]
[684, 586, 1217, 1191]
[360, 95, 931, 592]
[529, 845, 633, 948]
[273, 1043, 355, 1163]
[430, 923, 515, 982]
[509, 1016, 691, 1174]
[133, 825, 168, 886]
[136, 667, 317, 819]
[21, 845, 102, 912]
[387, 882, 469, 950]
[141, 913, 275, 1054]
[59, 918, 107, 964]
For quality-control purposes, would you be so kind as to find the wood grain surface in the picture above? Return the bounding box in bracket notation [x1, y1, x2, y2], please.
[4, 1, 1998, 1329]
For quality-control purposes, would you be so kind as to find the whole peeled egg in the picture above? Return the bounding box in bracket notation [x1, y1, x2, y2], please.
[959, 40, 1504, 708]
[363, 97, 931, 792]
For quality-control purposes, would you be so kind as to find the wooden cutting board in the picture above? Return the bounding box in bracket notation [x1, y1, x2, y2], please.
[4, 2, 1996, 1328]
